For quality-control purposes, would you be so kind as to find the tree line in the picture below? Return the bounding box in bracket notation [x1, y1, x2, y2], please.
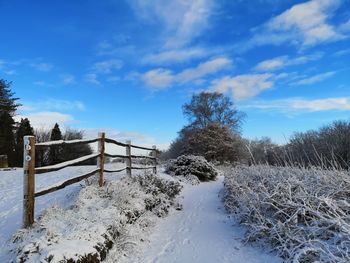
[2, 77, 350, 170]
[0, 79, 92, 167]
[162, 91, 350, 170]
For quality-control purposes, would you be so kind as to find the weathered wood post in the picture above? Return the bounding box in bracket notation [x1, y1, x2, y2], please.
[23, 136, 35, 227]
[152, 145, 157, 174]
[97, 132, 105, 187]
[126, 140, 131, 176]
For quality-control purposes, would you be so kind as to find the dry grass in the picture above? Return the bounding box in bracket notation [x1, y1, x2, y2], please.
[223, 165, 350, 262]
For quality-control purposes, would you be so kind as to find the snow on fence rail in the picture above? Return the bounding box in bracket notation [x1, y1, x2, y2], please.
[22, 132, 158, 228]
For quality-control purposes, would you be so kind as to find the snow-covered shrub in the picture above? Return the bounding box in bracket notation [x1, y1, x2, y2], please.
[13, 173, 181, 263]
[223, 165, 350, 263]
[176, 174, 201, 185]
[166, 155, 218, 181]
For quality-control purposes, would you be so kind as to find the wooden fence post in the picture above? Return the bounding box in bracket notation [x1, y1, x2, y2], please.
[152, 145, 157, 174]
[126, 140, 131, 176]
[97, 132, 105, 187]
[23, 136, 35, 228]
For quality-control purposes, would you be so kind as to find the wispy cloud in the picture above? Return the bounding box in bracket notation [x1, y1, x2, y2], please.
[142, 47, 210, 64]
[20, 99, 85, 112]
[142, 68, 174, 89]
[141, 56, 231, 89]
[211, 73, 274, 100]
[244, 0, 346, 50]
[129, 0, 214, 48]
[255, 52, 323, 71]
[294, 71, 335, 85]
[340, 18, 350, 32]
[61, 74, 76, 85]
[92, 59, 123, 74]
[255, 57, 286, 71]
[33, 81, 54, 87]
[243, 97, 350, 112]
[0, 59, 17, 75]
[177, 57, 231, 83]
[85, 73, 101, 85]
[30, 62, 54, 72]
[333, 48, 350, 56]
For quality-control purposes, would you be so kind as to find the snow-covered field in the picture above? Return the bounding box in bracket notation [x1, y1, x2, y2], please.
[0, 163, 125, 262]
[1, 163, 284, 263]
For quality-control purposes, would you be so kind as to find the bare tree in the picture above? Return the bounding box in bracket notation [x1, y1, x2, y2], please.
[163, 92, 246, 162]
[183, 91, 245, 132]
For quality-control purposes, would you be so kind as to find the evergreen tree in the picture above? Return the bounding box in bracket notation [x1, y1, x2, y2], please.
[48, 123, 63, 165]
[14, 118, 34, 166]
[0, 112, 16, 165]
[0, 79, 20, 114]
[0, 79, 20, 166]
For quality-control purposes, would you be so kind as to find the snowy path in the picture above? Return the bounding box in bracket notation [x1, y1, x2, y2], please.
[125, 176, 282, 263]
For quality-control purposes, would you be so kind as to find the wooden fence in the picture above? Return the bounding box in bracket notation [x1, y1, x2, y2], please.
[22, 132, 158, 227]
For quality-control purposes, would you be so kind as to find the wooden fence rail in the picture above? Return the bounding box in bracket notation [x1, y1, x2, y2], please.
[22, 132, 158, 228]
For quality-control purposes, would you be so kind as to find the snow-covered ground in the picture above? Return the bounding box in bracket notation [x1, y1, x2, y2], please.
[115, 176, 282, 263]
[0, 163, 125, 262]
[2, 165, 282, 263]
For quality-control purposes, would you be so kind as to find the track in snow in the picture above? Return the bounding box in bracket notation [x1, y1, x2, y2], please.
[125, 176, 282, 263]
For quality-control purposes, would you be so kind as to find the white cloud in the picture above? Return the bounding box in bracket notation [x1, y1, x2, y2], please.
[294, 71, 335, 85]
[0, 60, 16, 75]
[211, 73, 274, 100]
[255, 52, 323, 71]
[30, 62, 54, 72]
[142, 57, 231, 89]
[333, 48, 350, 56]
[4, 70, 16, 75]
[142, 47, 209, 64]
[340, 18, 350, 32]
[247, 0, 345, 49]
[164, 0, 214, 48]
[85, 73, 101, 85]
[142, 68, 174, 89]
[129, 0, 214, 48]
[255, 57, 286, 71]
[19, 99, 85, 112]
[61, 74, 76, 85]
[106, 76, 121, 82]
[33, 81, 54, 87]
[92, 59, 123, 74]
[243, 97, 350, 112]
[14, 111, 74, 129]
[0, 59, 5, 68]
[177, 57, 231, 83]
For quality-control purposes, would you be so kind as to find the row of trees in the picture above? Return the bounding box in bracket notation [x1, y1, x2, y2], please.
[246, 122, 350, 169]
[35, 124, 94, 167]
[162, 91, 350, 170]
[0, 79, 93, 167]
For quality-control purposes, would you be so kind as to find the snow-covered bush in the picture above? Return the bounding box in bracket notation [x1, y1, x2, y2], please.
[223, 165, 350, 263]
[166, 155, 218, 181]
[13, 173, 182, 263]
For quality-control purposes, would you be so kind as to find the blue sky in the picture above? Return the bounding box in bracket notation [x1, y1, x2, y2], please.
[0, 0, 349, 149]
